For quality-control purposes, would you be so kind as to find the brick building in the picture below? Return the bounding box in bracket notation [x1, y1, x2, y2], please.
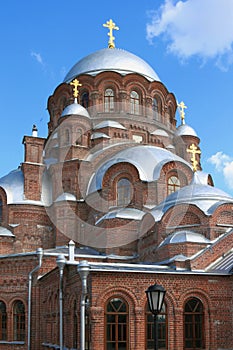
[0, 22, 232, 350]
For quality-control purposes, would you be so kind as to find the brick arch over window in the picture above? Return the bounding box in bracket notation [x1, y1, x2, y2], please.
[102, 162, 141, 205]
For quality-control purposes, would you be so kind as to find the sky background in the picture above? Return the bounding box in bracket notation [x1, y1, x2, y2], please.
[0, 0, 233, 194]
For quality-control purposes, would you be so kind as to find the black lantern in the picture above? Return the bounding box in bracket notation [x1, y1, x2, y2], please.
[145, 284, 166, 350]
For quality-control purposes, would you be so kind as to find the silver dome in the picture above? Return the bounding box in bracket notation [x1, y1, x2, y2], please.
[86, 145, 191, 195]
[61, 103, 90, 118]
[64, 48, 160, 83]
[175, 124, 198, 137]
[159, 230, 210, 247]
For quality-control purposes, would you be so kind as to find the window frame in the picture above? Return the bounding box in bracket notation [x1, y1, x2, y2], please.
[117, 178, 133, 207]
[184, 297, 205, 349]
[104, 88, 115, 112]
[146, 302, 167, 350]
[105, 297, 129, 350]
[13, 300, 25, 341]
[0, 301, 7, 341]
[130, 90, 140, 115]
[167, 175, 181, 195]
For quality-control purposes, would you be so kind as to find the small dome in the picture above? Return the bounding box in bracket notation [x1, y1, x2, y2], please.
[94, 120, 126, 130]
[61, 103, 90, 118]
[55, 192, 77, 202]
[96, 208, 146, 225]
[159, 230, 210, 247]
[64, 48, 160, 83]
[175, 124, 198, 137]
[90, 132, 110, 140]
[151, 129, 169, 137]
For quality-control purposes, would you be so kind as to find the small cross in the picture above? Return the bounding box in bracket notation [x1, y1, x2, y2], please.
[103, 19, 119, 49]
[177, 101, 187, 124]
[70, 79, 82, 99]
[187, 143, 201, 172]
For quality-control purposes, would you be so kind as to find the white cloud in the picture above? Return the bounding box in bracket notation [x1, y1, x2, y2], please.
[31, 51, 44, 65]
[208, 151, 233, 189]
[146, 0, 233, 69]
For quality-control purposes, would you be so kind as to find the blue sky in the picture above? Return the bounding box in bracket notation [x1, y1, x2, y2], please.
[1, 0, 233, 195]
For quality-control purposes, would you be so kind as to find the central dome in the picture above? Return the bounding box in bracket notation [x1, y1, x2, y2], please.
[64, 48, 160, 83]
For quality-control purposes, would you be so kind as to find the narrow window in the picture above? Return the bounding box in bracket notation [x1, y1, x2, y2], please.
[152, 97, 158, 120]
[76, 128, 83, 145]
[73, 300, 78, 349]
[184, 298, 204, 349]
[117, 178, 132, 206]
[64, 129, 70, 145]
[167, 176, 180, 195]
[130, 91, 140, 115]
[13, 301, 25, 341]
[105, 298, 129, 350]
[0, 301, 7, 340]
[81, 92, 89, 108]
[146, 302, 167, 349]
[104, 89, 114, 112]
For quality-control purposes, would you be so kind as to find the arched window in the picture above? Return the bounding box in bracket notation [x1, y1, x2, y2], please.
[130, 90, 140, 115]
[64, 129, 70, 145]
[167, 176, 180, 195]
[105, 297, 129, 350]
[0, 301, 7, 340]
[104, 88, 114, 112]
[0, 200, 2, 223]
[76, 128, 83, 145]
[81, 92, 89, 108]
[117, 178, 132, 206]
[13, 301, 25, 341]
[184, 298, 204, 349]
[146, 302, 167, 349]
[152, 97, 159, 120]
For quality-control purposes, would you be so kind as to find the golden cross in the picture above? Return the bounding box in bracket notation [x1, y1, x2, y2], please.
[103, 19, 119, 49]
[70, 79, 82, 98]
[187, 143, 201, 172]
[177, 101, 187, 124]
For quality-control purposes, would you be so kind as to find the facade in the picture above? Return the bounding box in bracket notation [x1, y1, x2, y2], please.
[0, 21, 232, 350]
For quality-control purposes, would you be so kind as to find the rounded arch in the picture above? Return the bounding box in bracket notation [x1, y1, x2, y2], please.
[94, 285, 140, 309]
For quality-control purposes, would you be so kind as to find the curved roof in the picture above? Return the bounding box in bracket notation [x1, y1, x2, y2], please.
[86, 145, 191, 195]
[94, 120, 126, 130]
[64, 48, 160, 83]
[90, 132, 110, 140]
[61, 103, 90, 118]
[96, 208, 146, 225]
[151, 180, 233, 221]
[159, 230, 210, 247]
[55, 192, 77, 202]
[0, 168, 52, 206]
[151, 129, 169, 137]
[175, 124, 198, 137]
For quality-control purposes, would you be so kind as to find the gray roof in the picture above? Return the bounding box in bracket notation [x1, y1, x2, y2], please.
[159, 230, 210, 247]
[61, 103, 90, 118]
[151, 181, 233, 221]
[86, 145, 191, 195]
[64, 48, 160, 83]
[151, 129, 169, 137]
[90, 132, 110, 140]
[0, 168, 52, 206]
[96, 208, 146, 224]
[175, 123, 198, 137]
[94, 120, 126, 130]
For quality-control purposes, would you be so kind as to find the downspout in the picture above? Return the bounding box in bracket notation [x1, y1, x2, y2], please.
[56, 254, 66, 350]
[27, 247, 43, 350]
[77, 260, 90, 350]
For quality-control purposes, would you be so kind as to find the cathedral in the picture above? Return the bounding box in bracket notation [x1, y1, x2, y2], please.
[0, 19, 232, 350]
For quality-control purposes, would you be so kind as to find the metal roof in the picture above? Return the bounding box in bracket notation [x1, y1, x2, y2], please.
[63, 48, 160, 83]
[61, 102, 90, 118]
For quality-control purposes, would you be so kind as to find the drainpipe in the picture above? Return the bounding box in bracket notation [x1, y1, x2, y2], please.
[27, 247, 43, 350]
[77, 260, 90, 350]
[56, 254, 66, 350]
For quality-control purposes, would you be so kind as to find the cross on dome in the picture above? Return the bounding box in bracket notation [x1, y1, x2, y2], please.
[187, 143, 201, 172]
[70, 79, 82, 102]
[103, 19, 119, 49]
[177, 100, 187, 125]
